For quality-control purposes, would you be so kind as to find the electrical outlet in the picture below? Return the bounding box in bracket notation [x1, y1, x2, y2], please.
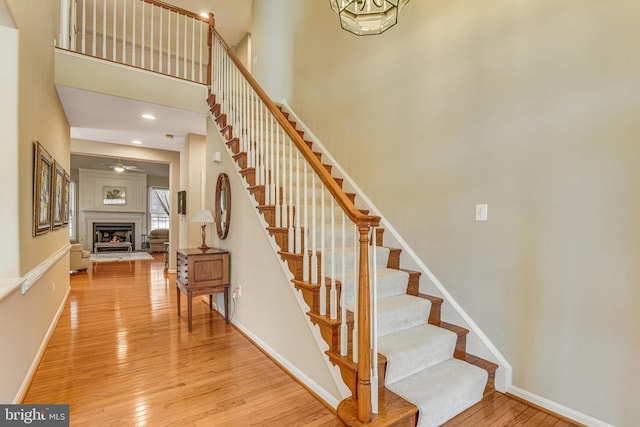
[237, 285, 242, 297]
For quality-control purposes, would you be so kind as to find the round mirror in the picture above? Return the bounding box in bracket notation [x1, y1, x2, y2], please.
[215, 173, 231, 239]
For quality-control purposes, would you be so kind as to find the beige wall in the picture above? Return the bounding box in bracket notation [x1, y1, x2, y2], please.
[147, 175, 169, 188]
[1, 0, 72, 403]
[233, 32, 252, 72]
[178, 133, 207, 249]
[251, 0, 298, 103]
[251, 1, 640, 426]
[0, 0, 19, 278]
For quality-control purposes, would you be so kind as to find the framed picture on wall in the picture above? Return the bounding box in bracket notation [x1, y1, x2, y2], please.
[177, 190, 186, 214]
[103, 186, 126, 205]
[51, 160, 65, 230]
[33, 141, 53, 236]
[63, 171, 70, 225]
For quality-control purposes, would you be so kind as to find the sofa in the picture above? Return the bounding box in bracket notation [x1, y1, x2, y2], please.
[148, 228, 169, 252]
[70, 243, 91, 271]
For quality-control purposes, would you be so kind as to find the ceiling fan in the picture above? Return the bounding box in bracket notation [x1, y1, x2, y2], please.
[108, 160, 144, 173]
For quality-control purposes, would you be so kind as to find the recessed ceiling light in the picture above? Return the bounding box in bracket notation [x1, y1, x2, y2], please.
[165, 134, 174, 139]
[131, 140, 142, 145]
[142, 114, 155, 120]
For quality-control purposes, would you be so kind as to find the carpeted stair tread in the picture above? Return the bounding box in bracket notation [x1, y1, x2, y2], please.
[323, 246, 391, 274]
[387, 358, 488, 427]
[378, 324, 457, 384]
[376, 294, 431, 337]
[342, 268, 409, 306]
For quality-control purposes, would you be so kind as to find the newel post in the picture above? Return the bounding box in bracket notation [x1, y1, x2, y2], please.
[357, 224, 372, 423]
[207, 12, 215, 90]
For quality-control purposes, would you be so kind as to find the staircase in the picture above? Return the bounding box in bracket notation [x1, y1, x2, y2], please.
[208, 88, 497, 426]
[208, 28, 498, 427]
[61, 2, 499, 424]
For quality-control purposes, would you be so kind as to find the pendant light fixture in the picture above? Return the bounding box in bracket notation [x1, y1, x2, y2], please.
[330, 0, 409, 36]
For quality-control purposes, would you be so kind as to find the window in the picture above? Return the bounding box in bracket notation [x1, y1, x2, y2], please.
[149, 187, 170, 231]
[68, 181, 76, 241]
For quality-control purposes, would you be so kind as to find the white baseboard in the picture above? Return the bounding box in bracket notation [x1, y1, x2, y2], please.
[508, 385, 614, 427]
[230, 318, 341, 409]
[13, 285, 71, 403]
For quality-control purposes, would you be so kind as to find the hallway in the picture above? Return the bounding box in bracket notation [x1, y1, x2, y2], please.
[23, 256, 342, 426]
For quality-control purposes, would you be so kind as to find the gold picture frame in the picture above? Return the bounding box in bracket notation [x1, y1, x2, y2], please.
[63, 171, 70, 225]
[51, 160, 65, 230]
[33, 141, 53, 236]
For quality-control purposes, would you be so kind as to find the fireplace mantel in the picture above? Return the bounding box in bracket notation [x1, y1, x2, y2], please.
[76, 169, 149, 251]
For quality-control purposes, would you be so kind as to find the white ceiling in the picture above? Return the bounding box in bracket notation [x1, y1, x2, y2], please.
[60, 86, 208, 152]
[71, 153, 170, 178]
[67, 0, 253, 171]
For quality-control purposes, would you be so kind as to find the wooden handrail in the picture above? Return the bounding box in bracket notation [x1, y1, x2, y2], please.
[212, 30, 380, 229]
[140, 0, 209, 22]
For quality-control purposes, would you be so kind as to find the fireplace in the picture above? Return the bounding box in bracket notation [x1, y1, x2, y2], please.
[93, 223, 135, 249]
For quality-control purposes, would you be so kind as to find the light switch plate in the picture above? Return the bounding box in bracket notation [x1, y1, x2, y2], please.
[475, 204, 488, 221]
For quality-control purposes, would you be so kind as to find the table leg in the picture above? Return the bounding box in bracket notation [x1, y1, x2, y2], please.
[177, 286, 181, 316]
[224, 288, 230, 324]
[188, 292, 193, 332]
[209, 295, 213, 310]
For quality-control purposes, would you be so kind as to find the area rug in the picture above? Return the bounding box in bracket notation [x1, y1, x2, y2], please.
[90, 252, 155, 263]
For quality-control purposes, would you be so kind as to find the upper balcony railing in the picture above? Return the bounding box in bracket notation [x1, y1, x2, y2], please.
[60, 0, 212, 85]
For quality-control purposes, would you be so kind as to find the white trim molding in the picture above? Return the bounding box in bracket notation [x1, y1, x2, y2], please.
[508, 386, 615, 427]
[21, 243, 71, 294]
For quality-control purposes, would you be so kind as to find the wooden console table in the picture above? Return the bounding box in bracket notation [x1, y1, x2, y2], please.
[175, 248, 230, 332]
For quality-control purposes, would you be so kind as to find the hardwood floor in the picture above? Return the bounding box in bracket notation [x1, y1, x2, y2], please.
[442, 390, 581, 427]
[24, 256, 341, 426]
[24, 255, 578, 426]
